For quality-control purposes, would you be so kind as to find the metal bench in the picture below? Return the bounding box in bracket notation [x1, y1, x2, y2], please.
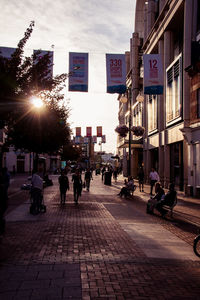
[162, 195, 177, 218]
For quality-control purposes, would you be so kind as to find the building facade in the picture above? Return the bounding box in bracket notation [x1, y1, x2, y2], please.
[117, 0, 200, 196]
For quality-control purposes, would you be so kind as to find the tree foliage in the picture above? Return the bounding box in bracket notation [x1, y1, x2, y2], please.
[0, 21, 72, 154]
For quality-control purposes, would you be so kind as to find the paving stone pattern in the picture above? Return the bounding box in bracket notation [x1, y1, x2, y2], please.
[0, 175, 200, 299]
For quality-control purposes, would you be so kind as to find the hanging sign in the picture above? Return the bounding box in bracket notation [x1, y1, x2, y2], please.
[76, 127, 81, 137]
[86, 127, 92, 137]
[97, 126, 102, 137]
[69, 52, 88, 92]
[75, 136, 81, 144]
[143, 54, 163, 94]
[92, 136, 97, 143]
[84, 137, 89, 144]
[106, 54, 126, 94]
[102, 135, 106, 143]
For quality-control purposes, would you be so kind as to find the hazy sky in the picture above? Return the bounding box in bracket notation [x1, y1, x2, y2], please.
[0, 0, 136, 153]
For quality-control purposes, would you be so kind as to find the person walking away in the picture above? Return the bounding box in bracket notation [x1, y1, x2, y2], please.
[113, 167, 118, 183]
[72, 169, 82, 205]
[138, 166, 144, 192]
[58, 170, 69, 205]
[0, 169, 9, 235]
[149, 168, 160, 195]
[84, 168, 93, 191]
[101, 166, 106, 182]
[31, 169, 43, 214]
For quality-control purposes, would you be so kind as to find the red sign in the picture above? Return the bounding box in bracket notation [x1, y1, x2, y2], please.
[97, 126, 102, 137]
[86, 127, 92, 137]
[76, 127, 81, 137]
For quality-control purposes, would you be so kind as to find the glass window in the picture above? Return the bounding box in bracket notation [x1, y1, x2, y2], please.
[166, 55, 182, 124]
[148, 95, 157, 132]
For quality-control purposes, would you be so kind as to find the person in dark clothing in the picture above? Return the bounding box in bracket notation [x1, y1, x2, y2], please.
[84, 168, 93, 191]
[138, 166, 144, 192]
[58, 171, 69, 205]
[146, 182, 165, 214]
[156, 183, 177, 217]
[72, 169, 82, 204]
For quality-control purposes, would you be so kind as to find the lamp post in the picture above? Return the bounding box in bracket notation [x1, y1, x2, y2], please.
[120, 88, 144, 177]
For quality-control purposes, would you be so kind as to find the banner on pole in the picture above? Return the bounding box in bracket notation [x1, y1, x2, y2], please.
[92, 136, 97, 143]
[84, 137, 89, 144]
[75, 136, 81, 144]
[97, 126, 102, 137]
[86, 127, 92, 137]
[69, 52, 88, 92]
[102, 135, 106, 143]
[0, 47, 16, 59]
[143, 54, 163, 95]
[76, 127, 81, 137]
[106, 54, 126, 94]
[33, 50, 54, 79]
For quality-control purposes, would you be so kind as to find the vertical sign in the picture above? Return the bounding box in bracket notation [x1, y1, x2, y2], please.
[92, 136, 97, 143]
[106, 54, 126, 94]
[84, 137, 89, 144]
[76, 127, 81, 137]
[97, 126, 102, 137]
[143, 54, 163, 94]
[75, 136, 81, 144]
[69, 52, 88, 92]
[86, 127, 92, 137]
[102, 135, 106, 143]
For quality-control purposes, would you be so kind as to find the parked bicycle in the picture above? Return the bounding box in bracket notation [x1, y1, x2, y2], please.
[193, 229, 200, 257]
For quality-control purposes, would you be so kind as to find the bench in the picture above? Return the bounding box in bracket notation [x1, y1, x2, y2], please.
[162, 195, 178, 218]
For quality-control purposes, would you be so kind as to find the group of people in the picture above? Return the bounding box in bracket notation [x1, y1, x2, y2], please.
[58, 168, 93, 205]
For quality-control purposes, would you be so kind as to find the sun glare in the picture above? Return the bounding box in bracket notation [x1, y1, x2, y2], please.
[30, 96, 44, 108]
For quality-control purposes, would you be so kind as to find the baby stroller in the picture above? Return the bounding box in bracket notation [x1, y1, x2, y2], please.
[30, 187, 46, 215]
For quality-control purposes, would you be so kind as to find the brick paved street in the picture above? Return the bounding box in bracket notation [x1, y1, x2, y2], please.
[0, 174, 200, 299]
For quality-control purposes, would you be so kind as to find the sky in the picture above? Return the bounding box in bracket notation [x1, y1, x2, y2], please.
[0, 0, 136, 154]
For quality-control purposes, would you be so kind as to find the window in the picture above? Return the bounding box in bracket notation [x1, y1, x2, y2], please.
[148, 95, 157, 133]
[197, 88, 200, 119]
[133, 103, 143, 127]
[166, 54, 182, 124]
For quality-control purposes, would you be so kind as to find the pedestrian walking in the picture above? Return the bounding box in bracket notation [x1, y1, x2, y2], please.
[138, 166, 144, 192]
[58, 170, 69, 205]
[72, 169, 82, 205]
[113, 167, 118, 183]
[31, 169, 43, 214]
[149, 167, 160, 195]
[84, 168, 93, 191]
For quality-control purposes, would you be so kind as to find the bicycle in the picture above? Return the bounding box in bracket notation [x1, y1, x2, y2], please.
[193, 229, 200, 257]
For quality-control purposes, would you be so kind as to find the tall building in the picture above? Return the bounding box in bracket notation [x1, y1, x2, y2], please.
[117, 0, 200, 196]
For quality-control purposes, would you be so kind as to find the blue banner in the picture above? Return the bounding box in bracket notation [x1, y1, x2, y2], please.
[106, 54, 126, 94]
[69, 52, 88, 92]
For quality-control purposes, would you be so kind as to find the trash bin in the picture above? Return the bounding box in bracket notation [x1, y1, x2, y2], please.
[104, 171, 111, 185]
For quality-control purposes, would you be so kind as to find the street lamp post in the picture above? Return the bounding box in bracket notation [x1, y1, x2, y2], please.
[120, 87, 144, 177]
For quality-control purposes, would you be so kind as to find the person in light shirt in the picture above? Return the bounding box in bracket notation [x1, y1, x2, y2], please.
[149, 168, 160, 195]
[31, 169, 43, 213]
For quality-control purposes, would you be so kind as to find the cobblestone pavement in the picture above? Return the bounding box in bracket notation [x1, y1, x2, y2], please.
[0, 174, 200, 299]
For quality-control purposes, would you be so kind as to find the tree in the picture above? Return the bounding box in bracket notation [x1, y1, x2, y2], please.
[0, 21, 71, 157]
[61, 144, 82, 162]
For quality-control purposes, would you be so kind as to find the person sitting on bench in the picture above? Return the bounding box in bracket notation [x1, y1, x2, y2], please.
[156, 183, 177, 217]
[146, 182, 165, 214]
[118, 176, 135, 198]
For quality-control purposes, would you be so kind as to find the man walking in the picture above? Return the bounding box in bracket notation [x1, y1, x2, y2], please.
[149, 167, 160, 195]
